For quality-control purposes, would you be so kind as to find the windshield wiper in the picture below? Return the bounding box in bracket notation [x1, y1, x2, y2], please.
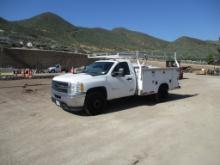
[83, 72, 97, 76]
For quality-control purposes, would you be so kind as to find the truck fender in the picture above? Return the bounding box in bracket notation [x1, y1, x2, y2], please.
[86, 87, 107, 99]
[156, 83, 169, 101]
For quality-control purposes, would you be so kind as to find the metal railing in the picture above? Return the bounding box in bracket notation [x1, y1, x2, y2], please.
[88, 51, 208, 65]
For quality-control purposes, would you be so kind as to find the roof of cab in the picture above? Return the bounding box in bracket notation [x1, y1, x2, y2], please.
[95, 59, 130, 63]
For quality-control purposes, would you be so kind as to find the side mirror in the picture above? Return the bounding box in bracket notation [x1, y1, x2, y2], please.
[112, 68, 124, 77]
[118, 68, 124, 76]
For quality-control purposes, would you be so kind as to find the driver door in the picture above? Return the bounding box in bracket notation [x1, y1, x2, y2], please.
[107, 62, 136, 99]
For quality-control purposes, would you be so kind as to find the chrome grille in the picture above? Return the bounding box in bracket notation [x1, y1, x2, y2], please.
[52, 81, 68, 93]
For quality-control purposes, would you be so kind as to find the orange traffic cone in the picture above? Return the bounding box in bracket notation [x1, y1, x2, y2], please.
[70, 67, 74, 73]
[21, 69, 25, 78]
[29, 69, 32, 79]
[25, 69, 29, 78]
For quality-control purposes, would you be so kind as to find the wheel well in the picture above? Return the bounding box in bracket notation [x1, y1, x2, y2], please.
[159, 83, 169, 91]
[86, 87, 107, 99]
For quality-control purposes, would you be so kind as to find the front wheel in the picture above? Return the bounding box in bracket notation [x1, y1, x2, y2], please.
[84, 91, 106, 115]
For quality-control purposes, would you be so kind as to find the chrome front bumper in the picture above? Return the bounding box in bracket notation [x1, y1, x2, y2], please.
[51, 89, 86, 111]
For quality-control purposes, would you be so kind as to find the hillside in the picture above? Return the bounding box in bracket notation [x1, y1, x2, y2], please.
[112, 28, 169, 50]
[0, 12, 170, 51]
[15, 12, 78, 44]
[165, 36, 220, 60]
[72, 27, 169, 51]
[0, 17, 8, 24]
[0, 12, 220, 60]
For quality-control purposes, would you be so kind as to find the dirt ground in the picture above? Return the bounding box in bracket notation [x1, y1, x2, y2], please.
[0, 73, 220, 165]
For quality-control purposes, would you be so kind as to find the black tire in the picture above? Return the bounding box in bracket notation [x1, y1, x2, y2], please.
[84, 91, 106, 115]
[156, 85, 168, 102]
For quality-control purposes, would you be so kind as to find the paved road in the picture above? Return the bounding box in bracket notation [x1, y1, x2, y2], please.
[0, 73, 220, 165]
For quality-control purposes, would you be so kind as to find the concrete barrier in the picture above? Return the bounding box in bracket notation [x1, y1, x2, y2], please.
[0, 48, 94, 69]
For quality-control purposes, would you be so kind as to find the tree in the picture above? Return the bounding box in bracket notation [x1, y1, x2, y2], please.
[216, 48, 220, 65]
[207, 53, 214, 64]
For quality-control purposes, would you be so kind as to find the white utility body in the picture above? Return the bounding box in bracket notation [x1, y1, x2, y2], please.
[135, 65, 179, 95]
[51, 58, 180, 115]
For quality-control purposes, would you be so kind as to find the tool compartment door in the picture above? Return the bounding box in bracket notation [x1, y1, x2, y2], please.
[142, 69, 156, 94]
[170, 68, 179, 89]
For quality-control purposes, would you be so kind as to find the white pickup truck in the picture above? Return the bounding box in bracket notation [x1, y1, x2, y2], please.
[51, 59, 180, 115]
[48, 64, 62, 73]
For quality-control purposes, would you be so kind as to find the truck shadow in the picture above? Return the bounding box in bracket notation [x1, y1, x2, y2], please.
[71, 93, 198, 116]
[104, 93, 198, 114]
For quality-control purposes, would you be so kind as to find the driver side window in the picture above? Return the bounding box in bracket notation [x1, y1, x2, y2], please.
[113, 62, 130, 75]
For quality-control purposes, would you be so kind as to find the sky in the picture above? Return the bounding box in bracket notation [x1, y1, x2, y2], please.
[0, 0, 219, 41]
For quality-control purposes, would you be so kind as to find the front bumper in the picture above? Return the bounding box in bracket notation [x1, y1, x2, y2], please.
[51, 89, 86, 111]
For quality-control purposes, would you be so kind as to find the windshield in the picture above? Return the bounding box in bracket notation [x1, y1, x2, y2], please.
[83, 62, 113, 76]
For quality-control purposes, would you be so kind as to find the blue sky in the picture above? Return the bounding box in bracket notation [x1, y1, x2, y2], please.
[0, 0, 219, 41]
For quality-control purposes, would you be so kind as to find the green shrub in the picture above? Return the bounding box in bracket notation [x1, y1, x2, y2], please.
[207, 53, 214, 64]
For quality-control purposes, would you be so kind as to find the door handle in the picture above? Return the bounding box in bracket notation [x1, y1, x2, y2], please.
[126, 78, 133, 81]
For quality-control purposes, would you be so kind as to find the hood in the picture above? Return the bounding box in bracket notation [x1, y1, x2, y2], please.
[48, 67, 55, 70]
[53, 73, 93, 83]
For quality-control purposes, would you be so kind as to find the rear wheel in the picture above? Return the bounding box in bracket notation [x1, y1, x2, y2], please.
[156, 84, 168, 102]
[84, 91, 106, 115]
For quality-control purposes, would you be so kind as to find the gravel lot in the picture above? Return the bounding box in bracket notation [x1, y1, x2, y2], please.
[0, 73, 220, 165]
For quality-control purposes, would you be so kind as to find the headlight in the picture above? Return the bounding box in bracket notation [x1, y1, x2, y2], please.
[69, 83, 75, 94]
[68, 82, 84, 94]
